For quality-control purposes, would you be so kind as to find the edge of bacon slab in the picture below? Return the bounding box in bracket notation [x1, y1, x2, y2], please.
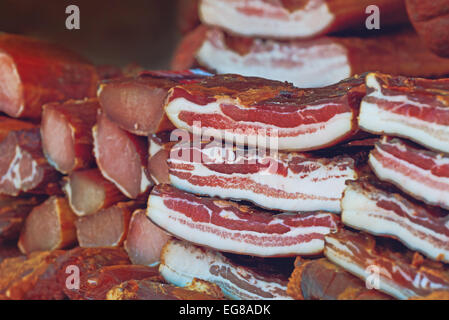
[159, 238, 293, 300]
[342, 180, 449, 263]
[97, 69, 211, 136]
[0, 33, 98, 119]
[168, 142, 356, 212]
[164, 73, 365, 151]
[359, 72, 449, 153]
[324, 229, 449, 299]
[147, 184, 340, 257]
[41, 98, 100, 174]
[369, 137, 449, 210]
[93, 110, 152, 199]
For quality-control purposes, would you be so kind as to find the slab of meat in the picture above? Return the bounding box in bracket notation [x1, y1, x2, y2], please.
[0, 122, 62, 196]
[369, 137, 449, 210]
[147, 184, 340, 257]
[97, 69, 211, 136]
[124, 209, 171, 266]
[406, 0, 449, 57]
[324, 229, 449, 299]
[159, 238, 293, 300]
[18, 196, 77, 254]
[0, 245, 22, 265]
[148, 131, 176, 185]
[287, 257, 392, 300]
[165, 73, 365, 151]
[63, 169, 128, 217]
[359, 72, 449, 153]
[173, 27, 449, 88]
[199, 0, 407, 39]
[177, 0, 201, 35]
[0, 33, 98, 119]
[0, 116, 36, 141]
[168, 141, 356, 212]
[93, 110, 152, 199]
[41, 99, 100, 174]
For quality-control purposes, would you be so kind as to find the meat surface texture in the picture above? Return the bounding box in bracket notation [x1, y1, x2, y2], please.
[147, 184, 340, 257]
[148, 131, 175, 185]
[164, 73, 365, 151]
[359, 72, 449, 153]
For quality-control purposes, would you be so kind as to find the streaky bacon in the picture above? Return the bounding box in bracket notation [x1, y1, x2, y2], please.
[147, 184, 340, 257]
[359, 72, 449, 153]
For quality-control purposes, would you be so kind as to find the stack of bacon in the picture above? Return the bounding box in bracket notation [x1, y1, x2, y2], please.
[173, 0, 449, 88]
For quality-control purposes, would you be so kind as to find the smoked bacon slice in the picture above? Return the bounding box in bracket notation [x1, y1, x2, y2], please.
[168, 142, 356, 212]
[359, 72, 449, 153]
[147, 184, 340, 257]
[324, 229, 449, 300]
[164, 73, 365, 151]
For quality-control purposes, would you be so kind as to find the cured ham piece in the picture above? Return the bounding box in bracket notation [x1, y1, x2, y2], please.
[93, 110, 152, 199]
[359, 72, 449, 154]
[18, 196, 77, 254]
[199, 0, 407, 39]
[75, 201, 142, 248]
[173, 27, 449, 88]
[164, 73, 365, 151]
[168, 142, 356, 212]
[124, 209, 171, 266]
[147, 184, 340, 257]
[0, 245, 22, 264]
[287, 257, 392, 300]
[0, 116, 36, 141]
[159, 238, 293, 300]
[341, 180, 449, 263]
[97, 69, 211, 136]
[177, 0, 200, 35]
[41, 99, 100, 174]
[324, 229, 449, 299]
[406, 0, 449, 57]
[0, 122, 61, 196]
[148, 131, 176, 185]
[0, 33, 98, 119]
[63, 169, 128, 217]
[369, 137, 449, 210]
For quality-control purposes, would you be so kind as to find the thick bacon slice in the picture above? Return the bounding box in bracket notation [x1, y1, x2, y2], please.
[168, 142, 356, 212]
[369, 137, 449, 210]
[200, 0, 407, 39]
[97, 69, 211, 136]
[359, 72, 449, 153]
[324, 229, 449, 299]
[287, 257, 392, 300]
[41, 99, 100, 174]
[159, 238, 293, 300]
[165, 73, 365, 151]
[341, 180, 449, 263]
[93, 110, 152, 199]
[0, 33, 98, 119]
[147, 184, 340, 257]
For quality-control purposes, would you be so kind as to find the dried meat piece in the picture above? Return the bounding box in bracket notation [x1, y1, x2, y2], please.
[148, 131, 177, 185]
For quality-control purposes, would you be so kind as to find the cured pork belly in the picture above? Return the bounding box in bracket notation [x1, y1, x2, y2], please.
[342, 180, 449, 263]
[369, 137, 449, 209]
[359, 72, 449, 153]
[324, 229, 449, 299]
[168, 142, 356, 212]
[147, 184, 340, 257]
[159, 238, 293, 300]
[165, 73, 365, 151]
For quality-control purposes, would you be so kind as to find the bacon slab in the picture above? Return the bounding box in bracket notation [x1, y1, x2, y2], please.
[165, 73, 365, 151]
[147, 184, 340, 257]
[199, 0, 407, 39]
[93, 110, 152, 199]
[168, 142, 356, 212]
[359, 72, 449, 153]
[159, 238, 293, 300]
[287, 257, 392, 300]
[41, 99, 100, 174]
[63, 169, 128, 217]
[324, 229, 449, 299]
[97, 69, 211, 136]
[124, 209, 171, 266]
[0, 33, 98, 119]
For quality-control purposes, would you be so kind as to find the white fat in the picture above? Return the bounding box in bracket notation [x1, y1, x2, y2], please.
[0, 145, 38, 192]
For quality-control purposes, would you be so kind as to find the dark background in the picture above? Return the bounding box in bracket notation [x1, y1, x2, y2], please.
[0, 0, 182, 69]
